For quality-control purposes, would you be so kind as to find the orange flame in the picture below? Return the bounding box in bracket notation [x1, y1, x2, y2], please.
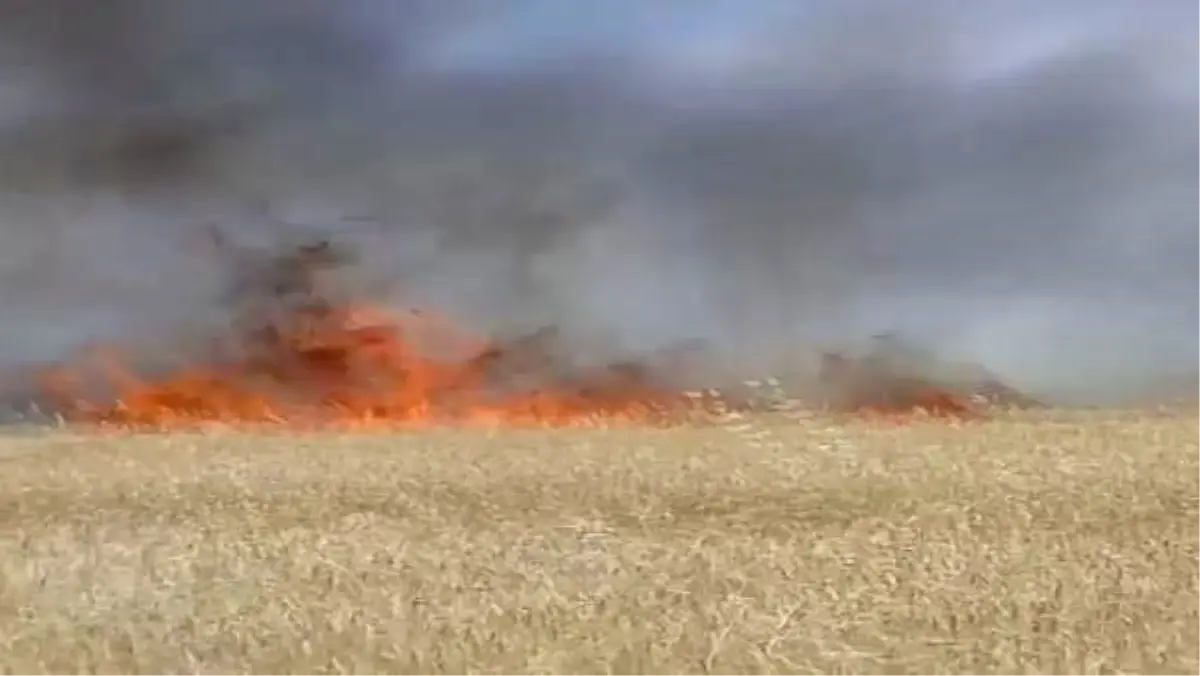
[34, 299, 703, 431]
[25, 237, 993, 430]
[848, 387, 984, 422]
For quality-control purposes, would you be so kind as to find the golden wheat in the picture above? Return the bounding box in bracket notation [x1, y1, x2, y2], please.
[0, 409, 1196, 674]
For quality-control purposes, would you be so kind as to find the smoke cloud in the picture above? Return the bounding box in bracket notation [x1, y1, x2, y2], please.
[0, 0, 1195, 404]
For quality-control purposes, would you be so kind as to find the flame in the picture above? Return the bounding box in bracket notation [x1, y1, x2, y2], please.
[30, 302, 987, 431]
[25, 237, 997, 431]
[22, 235, 729, 431]
[35, 300, 703, 431]
[847, 387, 983, 422]
[816, 352, 985, 421]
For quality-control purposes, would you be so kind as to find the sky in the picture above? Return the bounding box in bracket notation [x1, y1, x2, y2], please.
[419, 1, 797, 71]
[415, 2, 1185, 88]
[0, 0, 1195, 403]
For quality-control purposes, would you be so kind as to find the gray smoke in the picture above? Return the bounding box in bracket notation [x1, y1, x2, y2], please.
[0, 0, 1194, 404]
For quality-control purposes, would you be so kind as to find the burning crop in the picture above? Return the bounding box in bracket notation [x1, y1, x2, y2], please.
[32, 235, 713, 431]
[18, 234, 1032, 432]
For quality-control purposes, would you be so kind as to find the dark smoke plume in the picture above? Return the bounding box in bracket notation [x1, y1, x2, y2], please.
[0, 0, 1195, 404]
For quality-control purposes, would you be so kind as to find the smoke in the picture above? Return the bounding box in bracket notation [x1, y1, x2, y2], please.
[0, 0, 1194, 404]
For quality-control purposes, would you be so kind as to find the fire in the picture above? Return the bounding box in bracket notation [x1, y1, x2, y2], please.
[33, 238, 704, 431]
[816, 350, 985, 421]
[24, 235, 1008, 431]
[848, 388, 983, 422]
[35, 304, 703, 431]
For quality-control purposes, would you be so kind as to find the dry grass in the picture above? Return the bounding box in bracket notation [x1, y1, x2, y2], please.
[0, 410, 1196, 674]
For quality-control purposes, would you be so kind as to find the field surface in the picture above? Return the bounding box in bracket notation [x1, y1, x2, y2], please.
[0, 410, 1196, 674]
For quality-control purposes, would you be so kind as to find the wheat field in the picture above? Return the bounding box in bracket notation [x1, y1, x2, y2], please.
[0, 410, 1196, 674]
